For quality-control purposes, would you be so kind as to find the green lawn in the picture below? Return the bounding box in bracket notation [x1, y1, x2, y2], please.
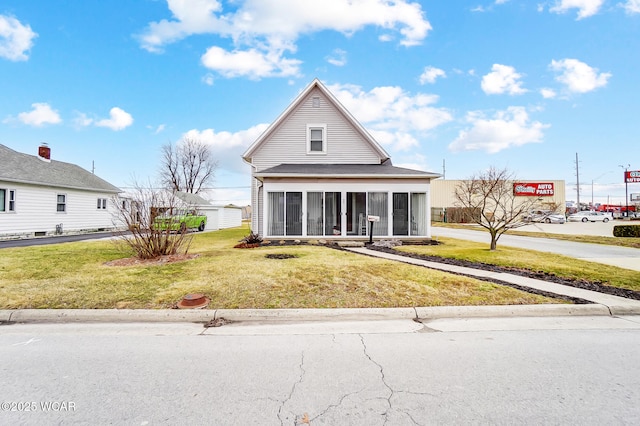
[0, 226, 557, 310]
[396, 237, 640, 292]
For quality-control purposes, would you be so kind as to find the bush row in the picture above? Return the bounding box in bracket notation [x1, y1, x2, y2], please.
[613, 224, 640, 237]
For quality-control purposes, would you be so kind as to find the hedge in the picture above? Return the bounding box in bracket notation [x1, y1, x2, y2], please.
[613, 224, 640, 237]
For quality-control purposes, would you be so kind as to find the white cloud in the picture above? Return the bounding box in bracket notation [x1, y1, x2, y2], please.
[326, 48, 347, 67]
[183, 123, 269, 173]
[449, 106, 549, 153]
[14, 103, 61, 127]
[394, 153, 431, 172]
[622, 0, 640, 13]
[328, 83, 453, 151]
[481, 64, 527, 95]
[138, 0, 431, 78]
[95, 107, 134, 131]
[72, 112, 93, 128]
[540, 88, 557, 99]
[152, 124, 166, 134]
[550, 58, 611, 93]
[419, 66, 446, 84]
[201, 46, 301, 79]
[0, 14, 37, 61]
[202, 73, 215, 86]
[549, 0, 604, 19]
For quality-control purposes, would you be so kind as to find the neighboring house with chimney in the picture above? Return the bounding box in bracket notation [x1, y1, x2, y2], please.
[242, 79, 441, 239]
[0, 143, 121, 238]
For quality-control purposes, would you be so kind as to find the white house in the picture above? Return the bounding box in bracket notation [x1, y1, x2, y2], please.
[242, 79, 440, 240]
[0, 143, 121, 238]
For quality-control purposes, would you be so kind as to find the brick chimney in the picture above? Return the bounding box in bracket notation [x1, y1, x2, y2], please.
[38, 143, 51, 162]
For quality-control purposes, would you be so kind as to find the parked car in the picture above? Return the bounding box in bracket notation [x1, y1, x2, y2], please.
[567, 211, 610, 223]
[524, 210, 566, 224]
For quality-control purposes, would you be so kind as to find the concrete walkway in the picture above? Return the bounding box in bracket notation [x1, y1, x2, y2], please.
[346, 247, 640, 316]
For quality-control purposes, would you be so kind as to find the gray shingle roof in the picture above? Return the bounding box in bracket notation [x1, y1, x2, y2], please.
[255, 163, 441, 179]
[0, 144, 121, 193]
[174, 191, 212, 206]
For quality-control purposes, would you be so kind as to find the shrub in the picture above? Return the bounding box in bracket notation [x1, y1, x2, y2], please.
[240, 232, 263, 244]
[112, 184, 193, 259]
[613, 224, 640, 238]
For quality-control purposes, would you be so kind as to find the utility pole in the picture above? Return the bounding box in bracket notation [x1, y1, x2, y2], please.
[442, 159, 446, 179]
[575, 153, 580, 211]
[620, 164, 630, 218]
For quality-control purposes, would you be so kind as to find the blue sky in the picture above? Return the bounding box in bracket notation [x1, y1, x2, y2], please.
[1, 0, 639, 206]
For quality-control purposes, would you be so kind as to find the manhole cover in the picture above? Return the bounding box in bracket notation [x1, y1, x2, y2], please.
[177, 293, 210, 309]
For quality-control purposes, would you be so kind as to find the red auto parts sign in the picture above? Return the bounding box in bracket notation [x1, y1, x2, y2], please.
[625, 171, 640, 183]
[513, 182, 554, 196]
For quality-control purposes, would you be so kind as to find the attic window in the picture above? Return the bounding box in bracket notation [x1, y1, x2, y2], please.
[312, 96, 320, 108]
[307, 124, 327, 154]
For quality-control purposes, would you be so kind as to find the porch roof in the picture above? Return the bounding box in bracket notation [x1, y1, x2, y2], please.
[255, 164, 441, 180]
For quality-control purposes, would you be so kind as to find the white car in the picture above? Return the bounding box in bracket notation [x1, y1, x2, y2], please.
[567, 211, 611, 223]
[524, 210, 566, 224]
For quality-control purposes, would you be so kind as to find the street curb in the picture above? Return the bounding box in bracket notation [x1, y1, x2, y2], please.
[0, 304, 622, 324]
[414, 304, 612, 319]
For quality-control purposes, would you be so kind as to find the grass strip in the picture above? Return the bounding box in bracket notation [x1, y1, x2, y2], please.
[396, 237, 640, 292]
[0, 226, 558, 309]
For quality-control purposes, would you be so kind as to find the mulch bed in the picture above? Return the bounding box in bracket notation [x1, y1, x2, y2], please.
[104, 253, 199, 267]
[368, 245, 640, 301]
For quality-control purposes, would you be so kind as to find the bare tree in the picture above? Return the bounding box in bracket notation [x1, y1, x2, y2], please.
[454, 167, 540, 251]
[160, 137, 217, 193]
[111, 182, 193, 259]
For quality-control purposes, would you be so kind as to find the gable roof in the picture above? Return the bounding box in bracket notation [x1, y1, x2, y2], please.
[242, 78, 390, 162]
[0, 144, 121, 193]
[255, 163, 440, 180]
[174, 190, 212, 206]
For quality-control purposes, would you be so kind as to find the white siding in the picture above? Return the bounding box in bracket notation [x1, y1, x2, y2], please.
[0, 181, 117, 237]
[200, 207, 219, 231]
[218, 207, 242, 229]
[251, 88, 382, 171]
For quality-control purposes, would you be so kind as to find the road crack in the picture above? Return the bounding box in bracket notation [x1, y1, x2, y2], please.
[277, 351, 305, 425]
[359, 334, 394, 423]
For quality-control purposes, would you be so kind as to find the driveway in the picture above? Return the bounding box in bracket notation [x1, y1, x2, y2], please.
[0, 232, 116, 248]
[431, 226, 640, 272]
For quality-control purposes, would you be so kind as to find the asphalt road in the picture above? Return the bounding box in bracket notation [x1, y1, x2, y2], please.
[2, 318, 639, 425]
[431, 226, 640, 271]
[0, 232, 116, 248]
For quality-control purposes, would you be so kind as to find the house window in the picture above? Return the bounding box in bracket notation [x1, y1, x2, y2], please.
[1, 189, 15, 212]
[307, 124, 327, 154]
[97, 198, 107, 210]
[57, 194, 66, 212]
[267, 191, 302, 236]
